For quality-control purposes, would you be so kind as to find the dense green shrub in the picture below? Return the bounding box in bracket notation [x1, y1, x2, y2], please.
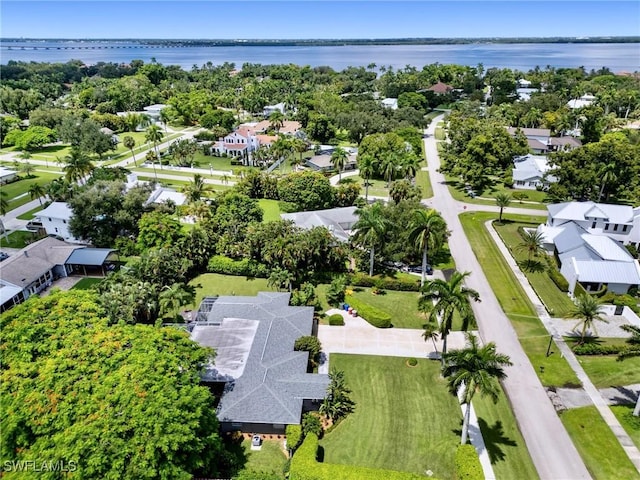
[454, 444, 483, 480]
[302, 413, 323, 437]
[348, 273, 420, 292]
[599, 292, 640, 314]
[328, 314, 345, 326]
[289, 433, 426, 480]
[207, 255, 268, 278]
[325, 276, 347, 307]
[407, 357, 418, 366]
[286, 424, 303, 454]
[547, 266, 569, 292]
[294, 336, 322, 368]
[278, 201, 299, 213]
[345, 296, 392, 328]
[572, 343, 625, 355]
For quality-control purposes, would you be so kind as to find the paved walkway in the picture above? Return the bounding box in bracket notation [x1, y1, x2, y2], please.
[554, 384, 640, 409]
[424, 115, 591, 479]
[485, 219, 640, 473]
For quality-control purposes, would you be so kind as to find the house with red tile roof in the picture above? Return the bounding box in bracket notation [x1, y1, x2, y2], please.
[427, 81, 454, 94]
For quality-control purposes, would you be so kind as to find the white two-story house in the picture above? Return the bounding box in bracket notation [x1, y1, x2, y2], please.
[35, 202, 83, 244]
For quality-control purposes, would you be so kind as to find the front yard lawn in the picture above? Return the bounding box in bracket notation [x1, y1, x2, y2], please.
[415, 169, 433, 199]
[560, 406, 640, 480]
[4, 171, 62, 209]
[0, 230, 43, 248]
[320, 354, 460, 478]
[345, 288, 425, 329]
[577, 354, 640, 388]
[188, 273, 271, 309]
[445, 177, 547, 211]
[611, 405, 640, 450]
[258, 199, 282, 223]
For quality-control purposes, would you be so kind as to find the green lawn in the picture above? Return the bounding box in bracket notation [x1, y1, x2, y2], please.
[611, 405, 640, 450]
[135, 175, 232, 192]
[345, 288, 425, 329]
[473, 386, 539, 480]
[347, 175, 390, 198]
[320, 354, 461, 479]
[460, 212, 580, 388]
[0, 230, 43, 248]
[560, 406, 640, 480]
[577, 355, 640, 388]
[234, 438, 288, 478]
[16, 203, 47, 220]
[415, 169, 433, 199]
[445, 177, 547, 211]
[258, 199, 282, 223]
[188, 273, 272, 309]
[3, 172, 62, 210]
[71, 278, 103, 290]
[493, 221, 576, 317]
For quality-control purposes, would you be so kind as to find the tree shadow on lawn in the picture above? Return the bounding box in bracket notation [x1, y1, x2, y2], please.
[454, 419, 517, 464]
[518, 259, 546, 273]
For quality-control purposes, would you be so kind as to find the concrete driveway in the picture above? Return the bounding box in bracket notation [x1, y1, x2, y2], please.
[318, 308, 468, 359]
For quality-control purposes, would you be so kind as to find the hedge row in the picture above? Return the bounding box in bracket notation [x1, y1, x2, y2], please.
[286, 424, 303, 453]
[547, 266, 569, 292]
[345, 296, 392, 328]
[207, 255, 269, 278]
[572, 343, 625, 355]
[454, 444, 483, 480]
[328, 314, 345, 326]
[289, 434, 427, 480]
[348, 273, 420, 292]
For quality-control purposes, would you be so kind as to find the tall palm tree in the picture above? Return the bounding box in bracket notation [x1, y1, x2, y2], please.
[358, 155, 376, 202]
[159, 109, 171, 132]
[331, 146, 348, 182]
[381, 153, 399, 187]
[597, 162, 618, 202]
[268, 267, 294, 292]
[617, 325, 640, 416]
[400, 153, 421, 180]
[145, 125, 164, 169]
[61, 148, 94, 185]
[443, 332, 512, 445]
[570, 295, 608, 343]
[181, 174, 212, 203]
[28, 183, 46, 206]
[517, 229, 545, 265]
[408, 208, 447, 286]
[291, 137, 308, 167]
[123, 135, 137, 166]
[419, 271, 480, 365]
[268, 111, 285, 133]
[495, 192, 512, 223]
[352, 202, 392, 276]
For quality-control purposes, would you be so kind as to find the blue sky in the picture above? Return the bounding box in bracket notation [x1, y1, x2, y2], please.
[1, 1, 638, 39]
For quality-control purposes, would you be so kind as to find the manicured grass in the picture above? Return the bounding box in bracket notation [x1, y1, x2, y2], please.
[473, 386, 540, 480]
[460, 212, 581, 388]
[345, 288, 425, 329]
[560, 406, 640, 480]
[320, 354, 461, 479]
[16, 203, 47, 220]
[0, 230, 43, 248]
[415, 169, 433, 199]
[135, 175, 232, 191]
[190, 152, 235, 171]
[258, 199, 282, 223]
[132, 166, 229, 181]
[236, 438, 287, 478]
[71, 278, 103, 290]
[445, 177, 547, 211]
[347, 175, 390, 198]
[577, 355, 640, 388]
[435, 127, 446, 140]
[188, 273, 271, 309]
[3, 172, 62, 208]
[611, 405, 640, 449]
[493, 221, 575, 317]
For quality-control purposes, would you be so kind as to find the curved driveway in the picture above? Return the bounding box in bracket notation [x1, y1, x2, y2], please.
[424, 116, 591, 479]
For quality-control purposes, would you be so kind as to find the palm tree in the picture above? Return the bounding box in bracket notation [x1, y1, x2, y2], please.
[352, 202, 392, 276]
[400, 153, 421, 180]
[331, 146, 348, 182]
[28, 183, 46, 206]
[291, 137, 308, 167]
[617, 325, 640, 416]
[145, 125, 164, 169]
[123, 135, 137, 166]
[268, 267, 294, 292]
[517, 229, 545, 265]
[61, 148, 94, 185]
[268, 111, 285, 133]
[159, 108, 171, 132]
[181, 174, 212, 203]
[495, 193, 511, 223]
[597, 162, 617, 202]
[419, 271, 480, 365]
[0, 191, 8, 216]
[358, 155, 376, 202]
[145, 150, 158, 180]
[319, 369, 355, 422]
[422, 322, 441, 355]
[158, 283, 196, 320]
[570, 295, 608, 343]
[443, 332, 512, 445]
[408, 208, 447, 286]
[381, 153, 399, 187]
[20, 162, 36, 178]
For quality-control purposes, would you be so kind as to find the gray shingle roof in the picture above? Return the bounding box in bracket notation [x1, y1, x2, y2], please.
[281, 206, 358, 242]
[191, 292, 329, 426]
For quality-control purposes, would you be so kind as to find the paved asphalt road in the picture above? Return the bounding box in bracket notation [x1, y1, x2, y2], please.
[424, 116, 591, 480]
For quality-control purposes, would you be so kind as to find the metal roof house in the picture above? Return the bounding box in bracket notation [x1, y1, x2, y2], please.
[537, 203, 640, 296]
[512, 154, 556, 190]
[190, 292, 329, 433]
